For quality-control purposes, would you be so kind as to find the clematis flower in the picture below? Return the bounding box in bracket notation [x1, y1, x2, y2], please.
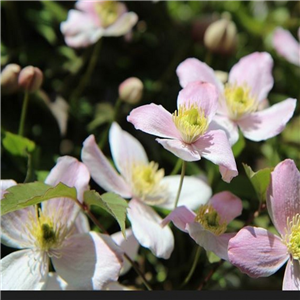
[81, 122, 212, 259]
[228, 159, 300, 290]
[60, 0, 138, 48]
[127, 81, 238, 183]
[162, 191, 243, 260]
[1, 156, 123, 290]
[273, 27, 300, 66]
[176, 52, 297, 145]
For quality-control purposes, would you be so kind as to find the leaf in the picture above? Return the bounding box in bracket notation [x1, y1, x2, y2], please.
[1, 182, 77, 215]
[207, 251, 221, 263]
[242, 163, 273, 202]
[84, 190, 128, 237]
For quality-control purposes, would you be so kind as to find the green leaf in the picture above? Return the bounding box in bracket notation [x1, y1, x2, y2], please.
[207, 251, 221, 263]
[41, 1, 68, 23]
[242, 163, 273, 202]
[84, 190, 128, 237]
[1, 182, 77, 215]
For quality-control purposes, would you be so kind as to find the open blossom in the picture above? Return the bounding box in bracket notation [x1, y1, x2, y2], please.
[1, 156, 123, 290]
[228, 159, 300, 290]
[81, 122, 212, 259]
[162, 191, 242, 260]
[273, 27, 300, 66]
[176, 52, 297, 145]
[127, 81, 238, 183]
[60, 1, 138, 48]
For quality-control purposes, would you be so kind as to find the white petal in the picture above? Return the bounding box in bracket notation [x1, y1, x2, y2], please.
[1, 179, 17, 199]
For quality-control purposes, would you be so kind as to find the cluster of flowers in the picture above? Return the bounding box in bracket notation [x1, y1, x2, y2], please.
[1, 0, 299, 291]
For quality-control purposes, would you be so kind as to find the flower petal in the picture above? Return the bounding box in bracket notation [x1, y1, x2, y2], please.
[104, 281, 134, 290]
[228, 226, 288, 278]
[1, 249, 48, 290]
[127, 199, 174, 259]
[266, 159, 300, 236]
[177, 82, 219, 123]
[228, 52, 274, 102]
[73, 211, 90, 234]
[273, 27, 300, 66]
[176, 57, 224, 93]
[109, 122, 148, 179]
[43, 272, 71, 290]
[283, 259, 300, 290]
[209, 191, 243, 224]
[237, 98, 296, 142]
[52, 232, 123, 290]
[157, 175, 212, 210]
[81, 134, 132, 198]
[1, 179, 17, 199]
[193, 130, 238, 183]
[127, 103, 181, 139]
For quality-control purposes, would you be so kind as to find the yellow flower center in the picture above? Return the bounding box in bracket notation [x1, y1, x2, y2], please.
[131, 161, 167, 205]
[95, 1, 119, 28]
[283, 214, 300, 261]
[224, 83, 258, 120]
[172, 103, 209, 144]
[194, 204, 227, 235]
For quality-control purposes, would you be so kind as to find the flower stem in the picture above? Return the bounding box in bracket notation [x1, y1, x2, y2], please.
[18, 91, 30, 136]
[174, 160, 186, 209]
[170, 158, 182, 175]
[198, 260, 224, 290]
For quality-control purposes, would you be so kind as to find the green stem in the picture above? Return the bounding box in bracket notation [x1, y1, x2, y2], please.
[180, 246, 201, 288]
[170, 158, 182, 175]
[174, 160, 186, 209]
[198, 260, 224, 290]
[18, 91, 30, 136]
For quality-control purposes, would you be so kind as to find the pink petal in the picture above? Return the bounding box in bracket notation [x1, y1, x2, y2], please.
[73, 211, 90, 234]
[127, 199, 174, 259]
[228, 226, 289, 278]
[161, 205, 196, 232]
[81, 134, 132, 198]
[43, 272, 71, 290]
[273, 27, 300, 66]
[177, 82, 219, 123]
[193, 130, 238, 183]
[237, 98, 296, 142]
[266, 159, 300, 236]
[52, 232, 123, 290]
[1, 179, 17, 199]
[127, 103, 181, 139]
[176, 57, 224, 93]
[109, 122, 148, 179]
[75, 0, 101, 25]
[283, 259, 300, 290]
[156, 138, 201, 161]
[228, 52, 274, 102]
[209, 191, 243, 224]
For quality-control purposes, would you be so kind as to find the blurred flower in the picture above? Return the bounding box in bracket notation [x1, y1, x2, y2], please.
[228, 159, 300, 290]
[162, 191, 243, 260]
[119, 77, 144, 105]
[60, 1, 138, 48]
[177, 52, 297, 145]
[273, 27, 300, 66]
[1, 64, 21, 95]
[18, 66, 43, 93]
[1, 156, 123, 290]
[127, 82, 238, 183]
[81, 122, 212, 259]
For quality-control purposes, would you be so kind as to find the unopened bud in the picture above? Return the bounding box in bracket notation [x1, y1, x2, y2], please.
[18, 66, 43, 92]
[204, 15, 237, 55]
[119, 77, 143, 104]
[1, 64, 21, 95]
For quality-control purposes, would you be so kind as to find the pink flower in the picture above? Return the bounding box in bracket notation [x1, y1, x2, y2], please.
[1, 156, 123, 290]
[127, 81, 238, 183]
[60, 1, 138, 48]
[162, 191, 243, 260]
[228, 159, 300, 290]
[176, 52, 297, 145]
[81, 122, 212, 259]
[273, 27, 300, 66]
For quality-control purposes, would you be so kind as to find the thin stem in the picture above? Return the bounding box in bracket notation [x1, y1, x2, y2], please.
[198, 260, 224, 290]
[170, 158, 182, 175]
[18, 91, 30, 136]
[180, 246, 201, 288]
[174, 160, 186, 209]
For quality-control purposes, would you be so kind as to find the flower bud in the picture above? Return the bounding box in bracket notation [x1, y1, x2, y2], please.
[1, 63, 21, 95]
[18, 66, 43, 92]
[119, 77, 143, 105]
[204, 14, 237, 55]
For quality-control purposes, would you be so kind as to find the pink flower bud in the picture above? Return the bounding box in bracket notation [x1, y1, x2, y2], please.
[18, 66, 43, 92]
[119, 77, 143, 105]
[1, 64, 21, 95]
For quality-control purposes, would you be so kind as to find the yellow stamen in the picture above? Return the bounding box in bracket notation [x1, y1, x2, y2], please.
[283, 214, 300, 261]
[95, 1, 119, 28]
